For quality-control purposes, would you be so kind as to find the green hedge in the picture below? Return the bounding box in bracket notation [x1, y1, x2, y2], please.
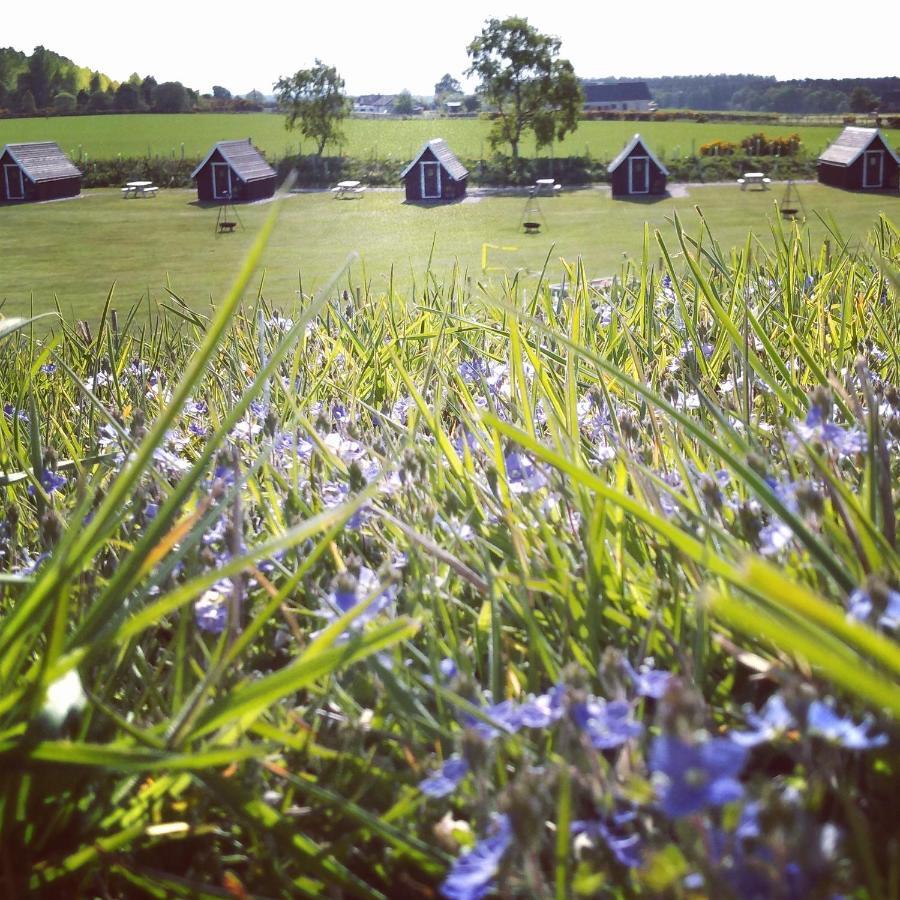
[79, 152, 818, 191]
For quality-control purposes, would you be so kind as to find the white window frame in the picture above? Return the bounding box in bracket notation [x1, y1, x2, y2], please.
[420, 161, 442, 199]
[211, 161, 233, 199]
[628, 155, 650, 194]
[862, 150, 883, 188]
[4, 164, 24, 199]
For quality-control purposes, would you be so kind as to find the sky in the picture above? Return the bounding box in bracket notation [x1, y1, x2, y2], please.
[6, 0, 899, 97]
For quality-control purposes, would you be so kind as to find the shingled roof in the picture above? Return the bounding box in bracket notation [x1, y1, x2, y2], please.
[818, 127, 900, 167]
[191, 139, 275, 182]
[582, 81, 652, 103]
[608, 134, 669, 175]
[400, 138, 468, 181]
[2, 142, 81, 182]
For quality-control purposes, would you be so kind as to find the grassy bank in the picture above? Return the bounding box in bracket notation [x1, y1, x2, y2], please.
[0, 210, 897, 896]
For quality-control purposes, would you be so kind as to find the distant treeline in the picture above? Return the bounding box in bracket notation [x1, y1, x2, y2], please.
[0, 46, 266, 117]
[595, 75, 900, 114]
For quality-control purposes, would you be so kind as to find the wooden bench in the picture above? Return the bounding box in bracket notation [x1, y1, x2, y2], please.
[143, 186, 159, 197]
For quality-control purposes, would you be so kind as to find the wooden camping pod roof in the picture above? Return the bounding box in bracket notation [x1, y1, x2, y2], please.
[607, 134, 669, 176]
[400, 139, 468, 181]
[817, 127, 900, 167]
[1, 142, 81, 182]
[191, 139, 276, 182]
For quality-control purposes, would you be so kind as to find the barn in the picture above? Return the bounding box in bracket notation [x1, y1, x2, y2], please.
[607, 134, 668, 197]
[191, 139, 277, 202]
[400, 138, 468, 202]
[581, 81, 652, 112]
[0, 142, 81, 203]
[817, 127, 900, 191]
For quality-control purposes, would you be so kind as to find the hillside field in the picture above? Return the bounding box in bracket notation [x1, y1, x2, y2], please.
[1, 183, 897, 321]
[2, 114, 899, 165]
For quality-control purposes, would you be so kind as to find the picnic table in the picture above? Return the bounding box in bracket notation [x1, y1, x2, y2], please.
[535, 178, 561, 196]
[122, 181, 158, 198]
[737, 172, 771, 191]
[332, 180, 366, 199]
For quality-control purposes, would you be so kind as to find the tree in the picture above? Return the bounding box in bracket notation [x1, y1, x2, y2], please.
[466, 17, 582, 161]
[849, 86, 878, 114]
[395, 90, 414, 115]
[115, 82, 142, 111]
[26, 46, 54, 108]
[274, 60, 347, 157]
[153, 81, 190, 113]
[18, 88, 36, 115]
[87, 89, 110, 113]
[140, 75, 157, 108]
[434, 73, 462, 98]
[212, 85, 232, 100]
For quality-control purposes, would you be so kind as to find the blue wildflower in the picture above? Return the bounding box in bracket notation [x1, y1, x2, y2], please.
[650, 735, 748, 817]
[439, 658, 459, 680]
[758, 518, 794, 556]
[420, 756, 469, 798]
[571, 818, 642, 868]
[623, 659, 672, 699]
[517, 685, 565, 729]
[661, 273, 676, 302]
[463, 699, 522, 741]
[40, 363, 57, 375]
[504, 451, 547, 494]
[440, 814, 512, 900]
[807, 701, 887, 750]
[732, 693, 796, 746]
[321, 566, 397, 634]
[790, 405, 867, 456]
[28, 470, 67, 496]
[573, 699, 643, 749]
[3, 403, 28, 423]
[847, 584, 900, 632]
[195, 585, 229, 634]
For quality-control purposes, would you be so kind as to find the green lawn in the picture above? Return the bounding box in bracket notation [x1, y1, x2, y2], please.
[2, 114, 898, 165]
[2, 183, 897, 321]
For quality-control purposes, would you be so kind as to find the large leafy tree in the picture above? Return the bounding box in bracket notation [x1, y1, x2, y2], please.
[274, 60, 347, 157]
[434, 73, 462, 98]
[466, 17, 582, 161]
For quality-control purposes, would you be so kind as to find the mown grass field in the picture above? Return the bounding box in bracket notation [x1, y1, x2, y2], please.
[1, 183, 897, 321]
[2, 113, 899, 164]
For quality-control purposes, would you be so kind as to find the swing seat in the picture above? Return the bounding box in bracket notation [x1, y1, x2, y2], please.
[218, 221, 237, 233]
[523, 221, 541, 234]
[780, 208, 798, 219]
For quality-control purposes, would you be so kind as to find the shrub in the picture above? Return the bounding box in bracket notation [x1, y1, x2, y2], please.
[53, 92, 77, 114]
[740, 131, 802, 156]
[699, 140, 738, 156]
